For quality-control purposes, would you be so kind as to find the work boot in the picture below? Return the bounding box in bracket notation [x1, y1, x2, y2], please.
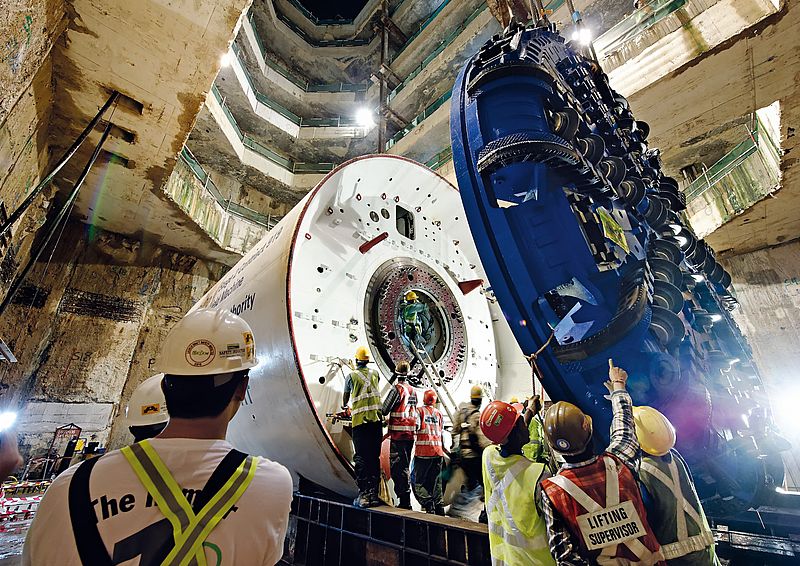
[367, 488, 383, 508]
[398, 495, 412, 510]
[435, 505, 445, 516]
[353, 492, 373, 508]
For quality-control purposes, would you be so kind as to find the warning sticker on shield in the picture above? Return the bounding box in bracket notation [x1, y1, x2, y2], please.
[598, 209, 630, 254]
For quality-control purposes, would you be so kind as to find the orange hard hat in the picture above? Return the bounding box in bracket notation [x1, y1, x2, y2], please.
[423, 389, 437, 406]
[480, 401, 520, 445]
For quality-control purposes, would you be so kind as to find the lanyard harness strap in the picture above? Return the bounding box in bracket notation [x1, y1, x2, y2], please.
[121, 440, 258, 566]
[69, 444, 254, 566]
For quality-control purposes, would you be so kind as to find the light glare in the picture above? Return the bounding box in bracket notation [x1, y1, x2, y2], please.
[355, 107, 374, 127]
[571, 28, 593, 45]
[0, 411, 17, 432]
[220, 52, 232, 67]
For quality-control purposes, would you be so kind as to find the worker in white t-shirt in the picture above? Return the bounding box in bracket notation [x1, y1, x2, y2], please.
[23, 308, 293, 566]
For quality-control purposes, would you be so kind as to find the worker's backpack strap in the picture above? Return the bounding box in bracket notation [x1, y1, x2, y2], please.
[192, 449, 247, 513]
[69, 456, 114, 566]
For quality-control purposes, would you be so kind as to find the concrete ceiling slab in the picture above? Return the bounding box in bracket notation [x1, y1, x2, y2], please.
[47, 0, 251, 261]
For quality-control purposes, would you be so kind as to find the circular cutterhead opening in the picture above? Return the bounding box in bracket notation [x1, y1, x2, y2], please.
[364, 259, 467, 388]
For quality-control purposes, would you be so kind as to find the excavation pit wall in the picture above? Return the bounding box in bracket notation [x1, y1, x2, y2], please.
[0, 221, 226, 460]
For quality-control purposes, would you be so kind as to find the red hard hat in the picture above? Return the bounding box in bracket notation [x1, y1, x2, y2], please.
[480, 401, 520, 444]
[511, 402, 525, 414]
[423, 389, 437, 406]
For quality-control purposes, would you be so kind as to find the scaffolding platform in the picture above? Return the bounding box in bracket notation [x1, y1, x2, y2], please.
[282, 494, 490, 565]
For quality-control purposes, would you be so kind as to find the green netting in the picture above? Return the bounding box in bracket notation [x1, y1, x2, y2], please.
[424, 147, 453, 170]
[387, 2, 487, 104]
[178, 147, 276, 228]
[386, 89, 452, 150]
[685, 118, 780, 211]
[594, 0, 688, 55]
[247, 13, 367, 93]
[685, 138, 758, 202]
[394, 0, 454, 59]
[211, 86, 339, 173]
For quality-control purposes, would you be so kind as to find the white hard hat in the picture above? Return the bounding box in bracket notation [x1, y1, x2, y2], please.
[155, 308, 257, 376]
[126, 374, 168, 427]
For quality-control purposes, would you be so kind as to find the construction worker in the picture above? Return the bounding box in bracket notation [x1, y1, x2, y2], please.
[23, 308, 293, 566]
[413, 389, 445, 514]
[342, 345, 384, 508]
[633, 406, 719, 565]
[480, 400, 556, 566]
[523, 395, 552, 468]
[125, 373, 169, 442]
[381, 360, 417, 509]
[452, 384, 491, 491]
[540, 360, 666, 565]
[401, 291, 431, 349]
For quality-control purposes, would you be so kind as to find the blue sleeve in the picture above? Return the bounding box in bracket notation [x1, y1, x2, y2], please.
[344, 375, 352, 395]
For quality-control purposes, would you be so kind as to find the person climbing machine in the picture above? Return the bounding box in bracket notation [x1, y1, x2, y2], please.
[401, 291, 431, 350]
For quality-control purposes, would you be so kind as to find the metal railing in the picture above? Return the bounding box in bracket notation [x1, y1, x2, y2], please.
[393, 0, 454, 59]
[424, 146, 453, 171]
[385, 89, 452, 150]
[211, 85, 336, 174]
[685, 117, 781, 209]
[387, 2, 487, 104]
[274, 10, 372, 47]
[247, 13, 369, 92]
[594, 0, 689, 57]
[286, 0, 411, 25]
[230, 44, 360, 128]
[179, 147, 279, 229]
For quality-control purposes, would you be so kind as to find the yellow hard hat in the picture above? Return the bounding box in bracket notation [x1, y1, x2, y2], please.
[470, 384, 483, 399]
[355, 346, 370, 362]
[405, 291, 418, 301]
[396, 360, 410, 374]
[509, 396, 519, 403]
[633, 406, 676, 456]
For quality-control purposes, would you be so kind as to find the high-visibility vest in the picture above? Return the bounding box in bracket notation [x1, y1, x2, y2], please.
[482, 446, 556, 566]
[388, 382, 417, 440]
[349, 367, 382, 427]
[542, 453, 665, 566]
[415, 405, 444, 457]
[523, 413, 551, 465]
[120, 440, 258, 566]
[639, 451, 717, 564]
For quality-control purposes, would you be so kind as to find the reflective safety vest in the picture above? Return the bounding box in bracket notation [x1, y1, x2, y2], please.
[639, 451, 717, 564]
[120, 440, 258, 566]
[542, 453, 665, 566]
[415, 405, 444, 457]
[523, 413, 551, 466]
[349, 367, 382, 427]
[482, 446, 556, 566]
[388, 382, 417, 441]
